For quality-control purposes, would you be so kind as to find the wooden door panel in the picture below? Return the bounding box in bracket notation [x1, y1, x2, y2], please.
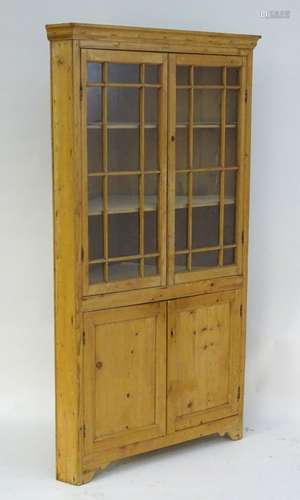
[167, 290, 241, 433]
[83, 302, 166, 455]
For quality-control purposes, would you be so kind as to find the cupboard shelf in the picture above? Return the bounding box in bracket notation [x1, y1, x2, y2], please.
[87, 121, 237, 130]
[88, 195, 157, 215]
[88, 194, 235, 216]
[87, 122, 158, 129]
[176, 122, 237, 129]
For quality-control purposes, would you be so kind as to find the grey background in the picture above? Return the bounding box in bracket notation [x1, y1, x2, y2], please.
[1, 1, 299, 498]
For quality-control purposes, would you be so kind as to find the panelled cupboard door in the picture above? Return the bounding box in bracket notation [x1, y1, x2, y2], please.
[81, 49, 167, 295]
[83, 302, 166, 456]
[167, 290, 242, 433]
[168, 53, 247, 285]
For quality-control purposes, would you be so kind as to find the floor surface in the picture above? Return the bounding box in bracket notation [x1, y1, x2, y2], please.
[1, 416, 299, 500]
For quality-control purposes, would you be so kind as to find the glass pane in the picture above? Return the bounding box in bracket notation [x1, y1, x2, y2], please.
[194, 67, 222, 85]
[193, 171, 220, 204]
[108, 129, 139, 171]
[224, 248, 235, 265]
[225, 171, 237, 202]
[227, 67, 239, 86]
[145, 174, 158, 202]
[145, 88, 158, 124]
[224, 206, 235, 245]
[89, 263, 103, 284]
[88, 177, 102, 216]
[87, 63, 102, 83]
[108, 175, 139, 214]
[175, 209, 188, 251]
[108, 63, 139, 83]
[87, 88, 102, 124]
[88, 215, 103, 261]
[145, 128, 158, 170]
[144, 174, 158, 254]
[109, 213, 139, 258]
[226, 90, 238, 124]
[145, 65, 160, 84]
[192, 251, 219, 269]
[175, 254, 188, 273]
[107, 88, 139, 123]
[176, 89, 189, 124]
[144, 212, 157, 254]
[144, 257, 158, 276]
[108, 175, 139, 258]
[176, 173, 188, 209]
[193, 129, 220, 167]
[87, 129, 102, 173]
[176, 66, 189, 85]
[109, 260, 139, 281]
[176, 128, 189, 169]
[194, 90, 221, 124]
[192, 207, 219, 248]
[225, 129, 237, 166]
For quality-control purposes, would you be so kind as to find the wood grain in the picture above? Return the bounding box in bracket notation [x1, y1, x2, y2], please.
[51, 40, 83, 484]
[83, 302, 166, 454]
[46, 23, 261, 53]
[167, 290, 241, 433]
[48, 24, 259, 484]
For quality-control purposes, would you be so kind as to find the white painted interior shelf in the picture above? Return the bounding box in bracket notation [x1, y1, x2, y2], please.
[88, 194, 235, 215]
[87, 122, 157, 129]
[176, 122, 237, 129]
[87, 121, 237, 129]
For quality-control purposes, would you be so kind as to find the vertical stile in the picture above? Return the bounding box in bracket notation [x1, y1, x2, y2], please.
[235, 62, 246, 272]
[218, 66, 227, 266]
[81, 54, 89, 292]
[159, 56, 168, 286]
[187, 65, 194, 272]
[102, 62, 109, 282]
[167, 55, 176, 285]
[139, 64, 145, 278]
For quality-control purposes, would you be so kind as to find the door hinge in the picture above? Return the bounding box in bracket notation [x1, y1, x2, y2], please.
[245, 89, 248, 103]
[82, 331, 86, 346]
[237, 386, 241, 401]
[240, 304, 243, 317]
[81, 246, 84, 262]
[80, 87, 83, 102]
[83, 424, 86, 439]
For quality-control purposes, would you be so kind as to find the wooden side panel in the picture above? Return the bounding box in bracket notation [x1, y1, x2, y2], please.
[83, 302, 166, 455]
[51, 40, 83, 484]
[167, 290, 241, 433]
[238, 51, 254, 422]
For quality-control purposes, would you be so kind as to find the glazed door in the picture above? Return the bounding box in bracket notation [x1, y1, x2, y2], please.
[167, 290, 242, 433]
[81, 49, 167, 295]
[83, 302, 166, 455]
[168, 54, 246, 284]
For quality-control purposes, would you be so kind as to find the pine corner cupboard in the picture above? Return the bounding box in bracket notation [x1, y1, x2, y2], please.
[46, 22, 260, 485]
